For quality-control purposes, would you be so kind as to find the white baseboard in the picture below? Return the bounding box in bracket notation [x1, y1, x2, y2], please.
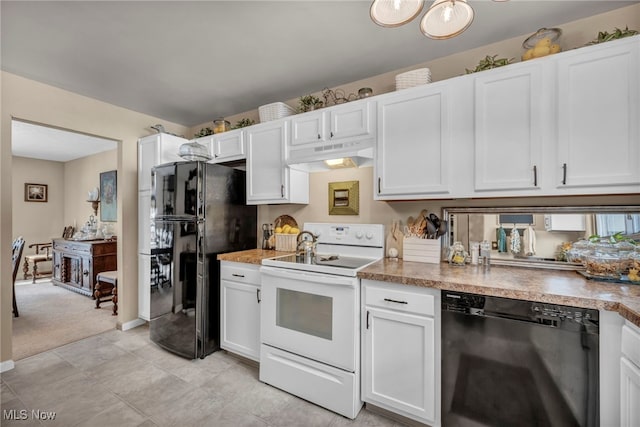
[0, 359, 15, 372]
[119, 318, 146, 331]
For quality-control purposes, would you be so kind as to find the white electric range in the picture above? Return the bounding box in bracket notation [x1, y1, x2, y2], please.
[260, 223, 385, 419]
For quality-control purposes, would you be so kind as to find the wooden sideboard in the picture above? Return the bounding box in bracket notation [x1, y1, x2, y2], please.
[52, 238, 117, 297]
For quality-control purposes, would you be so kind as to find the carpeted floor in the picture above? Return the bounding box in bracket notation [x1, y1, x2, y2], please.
[12, 278, 117, 361]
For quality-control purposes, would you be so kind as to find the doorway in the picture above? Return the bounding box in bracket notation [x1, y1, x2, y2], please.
[11, 119, 119, 360]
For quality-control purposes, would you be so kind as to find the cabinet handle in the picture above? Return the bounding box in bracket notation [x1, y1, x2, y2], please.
[384, 298, 408, 305]
[378, 177, 381, 194]
[281, 185, 284, 198]
[366, 310, 370, 329]
[330, 131, 334, 138]
[562, 163, 567, 185]
[533, 165, 538, 187]
[83, 270, 89, 276]
[257, 288, 261, 303]
[317, 133, 321, 140]
[231, 273, 245, 278]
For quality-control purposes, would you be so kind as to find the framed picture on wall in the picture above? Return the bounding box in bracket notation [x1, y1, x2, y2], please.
[100, 170, 117, 222]
[24, 183, 48, 202]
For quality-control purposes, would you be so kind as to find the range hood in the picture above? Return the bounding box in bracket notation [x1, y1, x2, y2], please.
[287, 138, 374, 172]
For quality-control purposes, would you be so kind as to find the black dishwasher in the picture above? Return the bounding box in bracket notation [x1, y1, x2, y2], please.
[442, 291, 599, 427]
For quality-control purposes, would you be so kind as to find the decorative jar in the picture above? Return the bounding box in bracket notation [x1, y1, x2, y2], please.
[213, 118, 231, 134]
[448, 241, 468, 266]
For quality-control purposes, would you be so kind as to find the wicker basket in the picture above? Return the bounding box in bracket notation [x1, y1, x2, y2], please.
[395, 68, 432, 91]
[258, 102, 297, 123]
[275, 233, 297, 252]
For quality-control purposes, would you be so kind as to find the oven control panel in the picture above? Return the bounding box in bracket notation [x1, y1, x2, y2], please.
[304, 223, 384, 248]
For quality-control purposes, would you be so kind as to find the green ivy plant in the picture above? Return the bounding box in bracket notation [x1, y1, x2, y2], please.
[588, 26, 638, 45]
[298, 95, 324, 113]
[465, 55, 515, 74]
[194, 127, 213, 138]
[232, 118, 255, 129]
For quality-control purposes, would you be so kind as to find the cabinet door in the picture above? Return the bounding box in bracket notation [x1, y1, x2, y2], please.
[291, 111, 326, 146]
[221, 279, 260, 361]
[138, 134, 185, 191]
[212, 129, 246, 162]
[138, 191, 151, 254]
[474, 63, 544, 192]
[556, 38, 640, 189]
[363, 306, 436, 424]
[329, 100, 373, 141]
[246, 122, 288, 203]
[138, 254, 150, 321]
[620, 357, 640, 427]
[376, 84, 450, 199]
[138, 135, 160, 192]
[158, 134, 186, 164]
[52, 251, 62, 281]
[81, 256, 92, 291]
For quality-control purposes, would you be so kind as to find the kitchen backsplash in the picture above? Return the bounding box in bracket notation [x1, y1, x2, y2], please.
[257, 166, 634, 238]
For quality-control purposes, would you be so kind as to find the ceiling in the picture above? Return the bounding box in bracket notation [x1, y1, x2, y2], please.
[3, 1, 638, 159]
[12, 120, 117, 162]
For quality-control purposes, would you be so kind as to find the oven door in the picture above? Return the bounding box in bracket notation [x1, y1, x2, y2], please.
[260, 266, 359, 372]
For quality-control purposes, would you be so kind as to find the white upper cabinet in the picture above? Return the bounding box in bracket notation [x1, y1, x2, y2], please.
[473, 62, 546, 193]
[375, 82, 450, 200]
[210, 129, 246, 162]
[138, 133, 186, 192]
[246, 120, 308, 204]
[291, 111, 327, 146]
[289, 99, 374, 147]
[328, 100, 374, 141]
[555, 36, 640, 191]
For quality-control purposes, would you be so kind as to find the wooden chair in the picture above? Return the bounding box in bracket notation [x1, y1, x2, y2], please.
[12, 236, 25, 317]
[23, 226, 74, 283]
[95, 270, 118, 316]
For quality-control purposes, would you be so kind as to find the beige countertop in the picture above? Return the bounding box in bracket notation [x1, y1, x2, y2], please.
[217, 249, 290, 265]
[358, 259, 640, 327]
[217, 249, 640, 327]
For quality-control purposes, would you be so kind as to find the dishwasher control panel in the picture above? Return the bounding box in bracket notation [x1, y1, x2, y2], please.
[442, 291, 599, 331]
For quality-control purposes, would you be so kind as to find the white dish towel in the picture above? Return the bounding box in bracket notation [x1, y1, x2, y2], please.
[523, 225, 537, 256]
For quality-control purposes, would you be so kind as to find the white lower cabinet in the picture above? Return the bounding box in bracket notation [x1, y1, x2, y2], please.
[361, 279, 440, 426]
[220, 262, 261, 361]
[621, 321, 640, 427]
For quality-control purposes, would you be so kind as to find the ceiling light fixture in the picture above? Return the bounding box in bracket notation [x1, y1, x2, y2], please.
[370, 0, 480, 40]
[420, 0, 474, 39]
[370, 0, 424, 27]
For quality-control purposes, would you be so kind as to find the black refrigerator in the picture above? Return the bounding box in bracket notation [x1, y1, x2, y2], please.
[149, 161, 257, 359]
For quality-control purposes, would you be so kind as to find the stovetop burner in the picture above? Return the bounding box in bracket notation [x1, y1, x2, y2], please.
[261, 222, 385, 277]
[271, 253, 378, 270]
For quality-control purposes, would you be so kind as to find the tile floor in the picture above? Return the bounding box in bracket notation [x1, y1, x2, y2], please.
[1, 325, 405, 427]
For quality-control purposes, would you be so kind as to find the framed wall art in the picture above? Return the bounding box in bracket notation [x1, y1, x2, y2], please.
[24, 183, 48, 202]
[100, 170, 117, 222]
[328, 180, 359, 215]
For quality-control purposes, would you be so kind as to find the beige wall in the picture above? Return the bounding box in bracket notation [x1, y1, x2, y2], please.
[2, 5, 639, 367]
[11, 151, 117, 279]
[1, 72, 189, 365]
[64, 149, 117, 232]
[12, 157, 65, 257]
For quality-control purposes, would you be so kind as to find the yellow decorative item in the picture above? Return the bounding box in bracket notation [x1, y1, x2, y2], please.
[522, 28, 562, 61]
